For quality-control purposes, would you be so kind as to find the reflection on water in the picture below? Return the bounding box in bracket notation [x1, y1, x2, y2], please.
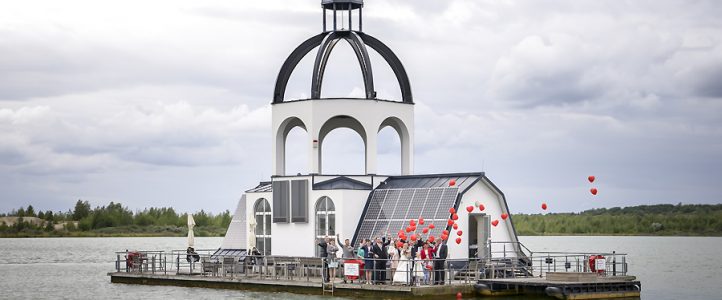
[0, 236, 719, 299]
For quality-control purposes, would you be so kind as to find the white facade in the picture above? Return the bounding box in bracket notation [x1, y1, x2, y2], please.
[272, 98, 414, 176]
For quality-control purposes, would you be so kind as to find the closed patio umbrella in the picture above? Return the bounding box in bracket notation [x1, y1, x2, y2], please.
[187, 214, 196, 248]
[247, 212, 256, 249]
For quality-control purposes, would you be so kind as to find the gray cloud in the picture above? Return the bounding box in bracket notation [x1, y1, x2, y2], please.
[0, 0, 721, 213]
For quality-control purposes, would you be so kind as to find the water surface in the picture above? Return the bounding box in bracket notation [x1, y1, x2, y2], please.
[0, 236, 719, 299]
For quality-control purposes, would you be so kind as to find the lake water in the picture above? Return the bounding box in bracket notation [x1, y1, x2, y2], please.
[0, 236, 719, 299]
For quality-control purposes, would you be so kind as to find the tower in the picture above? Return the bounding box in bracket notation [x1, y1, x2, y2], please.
[272, 0, 414, 176]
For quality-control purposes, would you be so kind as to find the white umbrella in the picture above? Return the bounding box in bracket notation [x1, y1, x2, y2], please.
[187, 214, 196, 248]
[247, 212, 256, 249]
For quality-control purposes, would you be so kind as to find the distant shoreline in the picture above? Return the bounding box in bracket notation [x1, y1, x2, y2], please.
[1, 232, 720, 238]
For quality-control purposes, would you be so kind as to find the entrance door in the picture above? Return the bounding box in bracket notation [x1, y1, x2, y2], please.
[468, 214, 490, 259]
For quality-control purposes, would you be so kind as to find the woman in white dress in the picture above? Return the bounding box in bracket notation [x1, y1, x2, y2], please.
[392, 243, 411, 285]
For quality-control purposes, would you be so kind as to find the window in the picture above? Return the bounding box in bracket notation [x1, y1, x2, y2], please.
[254, 198, 272, 255]
[272, 181, 290, 223]
[315, 196, 336, 256]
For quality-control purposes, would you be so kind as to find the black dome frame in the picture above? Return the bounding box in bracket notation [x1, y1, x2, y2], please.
[273, 31, 413, 104]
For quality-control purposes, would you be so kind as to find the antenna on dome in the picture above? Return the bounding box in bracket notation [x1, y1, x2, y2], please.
[322, 0, 363, 32]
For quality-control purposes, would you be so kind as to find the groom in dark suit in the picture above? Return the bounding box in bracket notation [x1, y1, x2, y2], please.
[372, 237, 389, 284]
[433, 240, 448, 285]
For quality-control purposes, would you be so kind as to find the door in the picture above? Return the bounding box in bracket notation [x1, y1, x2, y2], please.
[468, 214, 490, 259]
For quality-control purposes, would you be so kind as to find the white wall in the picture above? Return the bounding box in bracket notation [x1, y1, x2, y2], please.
[244, 183, 372, 257]
[446, 178, 519, 260]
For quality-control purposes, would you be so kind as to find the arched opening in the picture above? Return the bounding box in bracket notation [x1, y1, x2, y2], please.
[319, 115, 367, 174]
[315, 196, 336, 256]
[285, 127, 309, 175]
[253, 198, 272, 255]
[275, 117, 307, 176]
[379, 116, 412, 175]
[377, 126, 401, 175]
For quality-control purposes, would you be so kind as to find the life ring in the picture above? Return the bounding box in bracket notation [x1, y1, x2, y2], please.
[588, 255, 605, 273]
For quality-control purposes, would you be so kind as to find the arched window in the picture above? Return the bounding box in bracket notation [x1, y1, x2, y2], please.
[254, 198, 272, 255]
[315, 196, 336, 255]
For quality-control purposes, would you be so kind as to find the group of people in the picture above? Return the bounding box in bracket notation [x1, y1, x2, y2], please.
[317, 234, 448, 285]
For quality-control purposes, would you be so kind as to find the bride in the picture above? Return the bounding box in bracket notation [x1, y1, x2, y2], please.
[392, 243, 411, 285]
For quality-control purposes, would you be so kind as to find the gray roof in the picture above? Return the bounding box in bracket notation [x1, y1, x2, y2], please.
[246, 181, 272, 193]
[376, 172, 482, 192]
[313, 176, 372, 190]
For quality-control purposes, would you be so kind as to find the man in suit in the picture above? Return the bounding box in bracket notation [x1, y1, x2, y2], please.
[433, 240, 448, 285]
[372, 237, 389, 284]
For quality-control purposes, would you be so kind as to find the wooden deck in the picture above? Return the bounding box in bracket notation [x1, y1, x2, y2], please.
[108, 272, 476, 298]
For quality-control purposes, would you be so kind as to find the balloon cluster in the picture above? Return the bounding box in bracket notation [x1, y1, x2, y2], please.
[589, 176, 598, 195]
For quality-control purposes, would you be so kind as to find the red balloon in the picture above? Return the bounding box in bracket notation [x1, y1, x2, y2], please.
[455, 237, 462, 244]
[452, 223, 459, 230]
[501, 213, 508, 220]
[452, 213, 459, 221]
[447, 219, 454, 226]
[409, 219, 416, 226]
[428, 236, 435, 243]
[410, 226, 417, 232]
[406, 227, 412, 233]
[449, 207, 456, 214]
[410, 234, 417, 241]
[422, 228, 429, 234]
[441, 234, 449, 241]
[456, 230, 463, 236]
[429, 223, 435, 229]
[396, 241, 404, 248]
[449, 179, 456, 187]
[590, 188, 598, 195]
[541, 203, 548, 210]
[491, 219, 499, 227]
[442, 230, 449, 235]
[588, 176, 595, 183]
[419, 218, 425, 225]
[466, 206, 474, 213]
[478, 204, 485, 211]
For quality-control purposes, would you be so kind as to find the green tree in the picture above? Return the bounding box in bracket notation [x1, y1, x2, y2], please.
[26, 205, 36, 217]
[73, 200, 91, 221]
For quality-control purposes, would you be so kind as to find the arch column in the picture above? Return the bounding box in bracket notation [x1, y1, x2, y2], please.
[401, 135, 413, 175]
[365, 133, 377, 174]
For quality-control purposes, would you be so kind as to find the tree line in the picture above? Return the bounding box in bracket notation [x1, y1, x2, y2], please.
[513, 203, 722, 236]
[0, 200, 232, 237]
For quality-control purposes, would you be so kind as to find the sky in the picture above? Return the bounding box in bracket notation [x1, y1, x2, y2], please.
[1, 0, 721, 214]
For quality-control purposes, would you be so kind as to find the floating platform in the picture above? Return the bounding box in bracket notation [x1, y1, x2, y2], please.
[108, 272, 476, 298]
[474, 275, 641, 299]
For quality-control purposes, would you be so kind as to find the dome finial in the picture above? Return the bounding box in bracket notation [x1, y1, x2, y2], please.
[322, 0, 364, 32]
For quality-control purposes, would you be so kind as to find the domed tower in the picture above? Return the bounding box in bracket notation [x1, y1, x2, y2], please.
[272, 0, 414, 176]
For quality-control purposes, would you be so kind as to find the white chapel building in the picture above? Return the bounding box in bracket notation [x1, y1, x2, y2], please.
[220, 0, 521, 261]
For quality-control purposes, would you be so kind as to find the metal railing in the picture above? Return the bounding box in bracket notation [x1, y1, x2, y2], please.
[115, 250, 167, 275]
[112, 242, 630, 284]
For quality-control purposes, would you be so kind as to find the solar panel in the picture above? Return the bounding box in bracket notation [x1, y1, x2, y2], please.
[354, 187, 459, 246]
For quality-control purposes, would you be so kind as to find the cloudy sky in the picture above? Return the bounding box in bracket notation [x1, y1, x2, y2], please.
[1, 0, 721, 214]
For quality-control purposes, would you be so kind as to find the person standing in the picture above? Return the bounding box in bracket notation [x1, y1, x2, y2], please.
[372, 237, 389, 284]
[317, 237, 330, 282]
[327, 239, 339, 282]
[363, 239, 374, 284]
[337, 234, 355, 283]
[434, 240, 448, 285]
[419, 242, 434, 285]
[387, 241, 399, 280]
